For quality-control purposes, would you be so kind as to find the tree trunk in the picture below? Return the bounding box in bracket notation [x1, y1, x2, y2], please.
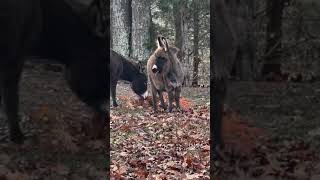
[192, 0, 200, 86]
[131, 0, 151, 61]
[111, 0, 131, 56]
[173, 0, 188, 85]
[227, 0, 255, 81]
[110, 0, 113, 48]
[262, 0, 285, 77]
[211, 0, 237, 168]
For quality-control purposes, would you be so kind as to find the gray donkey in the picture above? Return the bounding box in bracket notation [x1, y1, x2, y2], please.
[147, 36, 184, 112]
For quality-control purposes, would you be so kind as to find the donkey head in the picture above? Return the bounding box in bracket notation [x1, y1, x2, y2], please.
[152, 36, 180, 74]
[130, 59, 148, 99]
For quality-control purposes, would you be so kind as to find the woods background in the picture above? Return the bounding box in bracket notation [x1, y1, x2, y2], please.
[111, 0, 210, 87]
[217, 0, 320, 82]
[213, 0, 320, 178]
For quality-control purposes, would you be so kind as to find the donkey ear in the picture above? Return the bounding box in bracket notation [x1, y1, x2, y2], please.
[161, 37, 169, 52]
[137, 61, 144, 73]
[157, 36, 164, 49]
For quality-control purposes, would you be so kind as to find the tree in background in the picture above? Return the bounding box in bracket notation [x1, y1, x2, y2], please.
[131, 0, 152, 62]
[111, 0, 152, 62]
[111, 0, 210, 86]
[111, 0, 131, 56]
[192, 0, 200, 86]
[262, 0, 287, 78]
[219, 0, 320, 81]
[153, 0, 210, 86]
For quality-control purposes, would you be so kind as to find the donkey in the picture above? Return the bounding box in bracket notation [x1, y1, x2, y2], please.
[0, 0, 108, 144]
[110, 50, 148, 107]
[147, 36, 184, 113]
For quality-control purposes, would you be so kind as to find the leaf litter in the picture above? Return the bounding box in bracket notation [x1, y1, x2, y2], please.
[111, 82, 210, 179]
[213, 110, 320, 180]
[0, 62, 107, 179]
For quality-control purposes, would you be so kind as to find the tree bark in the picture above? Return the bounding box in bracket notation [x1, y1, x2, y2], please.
[131, 0, 151, 61]
[227, 0, 255, 81]
[192, 0, 200, 86]
[111, 0, 131, 56]
[173, 0, 188, 85]
[173, 0, 188, 61]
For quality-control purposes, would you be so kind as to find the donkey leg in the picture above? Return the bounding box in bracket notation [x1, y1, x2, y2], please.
[167, 91, 174, 113]
[151, 85, 158, 112]
[158, 91, 167, 110]
[1, 62, 24, 144]
[175, 87, 182, 111]
[111, 81, 118, 107]
[91, 108, 106, 139]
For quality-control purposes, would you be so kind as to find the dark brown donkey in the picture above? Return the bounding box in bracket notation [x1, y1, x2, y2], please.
[211, 0, 238, 163]
[147, 36, 184, 113]
[110, 50, 148, 107]
[0, 0, 108, 144]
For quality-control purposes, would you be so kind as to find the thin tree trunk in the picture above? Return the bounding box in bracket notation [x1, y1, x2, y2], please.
[110, 0, 113, 48]
[174, 0, 188, 61]
[262, 0, 285, 77]
[192, 0, 200, 86]
[227, 0, 255, 81]
[173, 0, 188, 85]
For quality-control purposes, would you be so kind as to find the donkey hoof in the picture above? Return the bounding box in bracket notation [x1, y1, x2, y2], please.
[177, 107, 183, 113]
[167, 108, 173, 113]
[113, 103, 118, 107]
[152, 108, 158, 113]
[151, 111, 158, 115]
[160, 105, 167, 110]
[10, 130, 24, 144]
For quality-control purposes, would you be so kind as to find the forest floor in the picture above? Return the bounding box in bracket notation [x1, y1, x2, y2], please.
[1, 61, 319, 179]
[214, 81, 320, 180]
[0, 61, 107, 179]
[110, 82, 210, 179]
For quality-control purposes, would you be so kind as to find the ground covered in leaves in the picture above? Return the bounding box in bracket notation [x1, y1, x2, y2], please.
[214, 81, 320, 180]
[0, 61, 107, 179]
[110, 82, 210, 179]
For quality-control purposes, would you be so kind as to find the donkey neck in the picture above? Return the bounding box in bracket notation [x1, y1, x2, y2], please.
[120, 58, 140, 82]
[40, 0, 107, 61]
[167, 52, 178, 73]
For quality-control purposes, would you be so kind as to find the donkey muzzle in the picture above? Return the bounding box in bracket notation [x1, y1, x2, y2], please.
[152, 64, 158, 73]
[141, 91, 148, 99]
